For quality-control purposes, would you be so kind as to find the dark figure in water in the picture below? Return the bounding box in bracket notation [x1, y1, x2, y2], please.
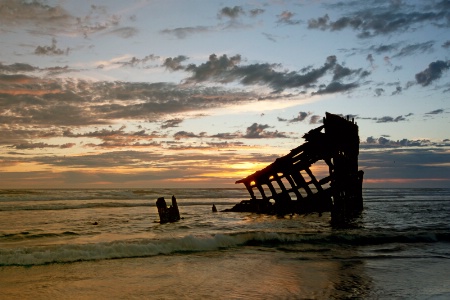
[212, 204, 218, 212]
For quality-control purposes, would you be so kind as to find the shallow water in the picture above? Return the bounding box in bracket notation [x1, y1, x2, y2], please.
[1, 188, 449, 299]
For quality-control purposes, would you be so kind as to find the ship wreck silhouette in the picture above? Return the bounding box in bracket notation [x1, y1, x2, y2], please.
[227, 112, 364, 222]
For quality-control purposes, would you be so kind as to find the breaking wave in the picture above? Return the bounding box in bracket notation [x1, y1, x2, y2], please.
[1, 230, 449, 267]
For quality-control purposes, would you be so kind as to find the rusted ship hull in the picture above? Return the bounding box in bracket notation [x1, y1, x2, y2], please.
[227, 112, 364, 221]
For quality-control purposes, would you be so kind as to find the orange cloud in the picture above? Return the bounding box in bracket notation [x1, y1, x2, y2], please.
[0, 89, 61, 96]
[365, 178, 448, 184]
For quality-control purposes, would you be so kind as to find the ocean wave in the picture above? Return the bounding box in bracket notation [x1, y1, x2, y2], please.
[0, 231, 79, 241]
[1, 230, 449, 266]
[0, 202, 151, 211]
[0, 234, 244, 266]
[0, 188, 248, 202]
[0, 201, 234, 211]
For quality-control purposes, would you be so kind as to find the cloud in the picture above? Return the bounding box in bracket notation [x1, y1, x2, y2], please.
[0, 149, 283, 187]
[61, 126, 164, 149]
[218, 6, 245, 19]
[344, 41, 435, 61]
[75, 7, 122, 38]
[359, 148, 450, 187]
[0, 63, 77, 77]
[34, 38, 69, 56]
[36, 150, 165, 169]
[375, 115, 408, 123]
[161, 118, 184, 129]
[415, 60, 450, 86]
[374, 88, 385, 96]
[277, 11, 301, 25]
[173, 131, 200, 140]
[370, 43, 401, 54]
[307, 14, 330, 30]
[63, 126, 159, 138]
[262, 32, 278, 42]
[0, 74, 30, 84]
[307, 2, 450, 38]
[0, 1, 132, 38]
[0, 64, 258, 128]
[163, 55, 189, 71]
[4, 60, 323, 152]
[243, 123, 288, 138]
[443, 40, 450, 48]
[0, 63, 37, 73]
[185, 53, 242, 82]
[0, 126, 64, 147]
[7, 147, 449, 188]
[181, 53, 366, 92]
[45, 66, 79, 76]
[383, 56, 392, 66]
[209, 123, 289, 140]
[309, 115, 323, 124]
[206, 141, 245, 148]
[361, 136, 448, 148]
[333, 64, 368, 81]
[160, 26, 213, 39]
[366, 54, 375, 68]
[167, 140, 245, 151]
[0, 0, 73, 32]
[105, 27, 139, 38]
[9, 142, 76, 150]
[161, 6, 262, 39]
[343, 40, 434, 62]
[210, 133, 240, 140]
[114, 54, 160, 68]
[249, 9, 265, 17]
[425, 109, 444, 115]
[277, 111, 323, 124]
[312, 81, 358, 95]
[391, 86, 402, 95]
[392, 41, 434, 58]
[288, 111, 311, 123]
[3, 1, 450, 189]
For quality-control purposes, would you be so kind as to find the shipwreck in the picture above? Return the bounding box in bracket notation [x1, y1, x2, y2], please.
[227, 112, 364, 222]
[156, 195, 181, 224]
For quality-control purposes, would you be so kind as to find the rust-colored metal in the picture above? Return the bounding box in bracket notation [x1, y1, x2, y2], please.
[228, 112, 364, 221]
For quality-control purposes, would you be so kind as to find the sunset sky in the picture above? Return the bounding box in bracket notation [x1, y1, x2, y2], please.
[1, 0, 449, 189]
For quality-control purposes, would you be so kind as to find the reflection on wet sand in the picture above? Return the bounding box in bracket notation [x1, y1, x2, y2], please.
[330, 259, 373, 299]
[1, 246, 376, 299]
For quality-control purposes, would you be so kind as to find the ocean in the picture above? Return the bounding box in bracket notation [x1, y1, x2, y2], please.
[0, 188, 449, 299]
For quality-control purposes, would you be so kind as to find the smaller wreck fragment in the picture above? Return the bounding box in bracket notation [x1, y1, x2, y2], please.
[156, 195, 181, 224]
[227, 112, 364, 222]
